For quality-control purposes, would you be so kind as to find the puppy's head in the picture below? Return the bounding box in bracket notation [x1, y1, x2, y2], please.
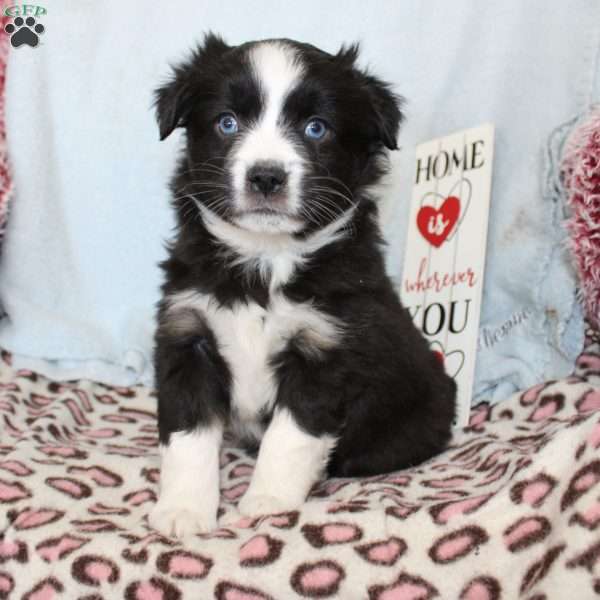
[156, 33, 402, 236]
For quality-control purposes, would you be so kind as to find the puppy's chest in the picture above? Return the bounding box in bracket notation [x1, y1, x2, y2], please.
[202, 292, 339, 427]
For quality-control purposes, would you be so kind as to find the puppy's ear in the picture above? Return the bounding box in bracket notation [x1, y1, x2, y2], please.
[364, 76, 404, 151]
[336, 43, 403, 151]
[155, 33, 229, 141]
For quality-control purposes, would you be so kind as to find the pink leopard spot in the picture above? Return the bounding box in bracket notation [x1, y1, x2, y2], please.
[430, 495, 491, 524]
[577, 390, 600, 412]
[524, 481, 551, 504]
[369, 543, 398, 563]
[222, 482, 248, 500]
[468, 406, 489, 428]
[68, 466, 122, 487]
[503, 517, 550, 552]
[124, 489, 155, 506]
[427, 490, 465, 501]
[36, 534, 88, 561]
[380, 583, 428, 600]
[582, 501, 600, 524]
[520, 383, 547, 405]
[214, 582, 270, 600]
[511, 473, 556, 508]
[574, 471, 599, 492]
[429, 526, 488, 564]
[561, 460, 600, 510]
[0, 572, 13, 593]
[355, 537, 406, 566]
[577, 353, 600, 371]
[46, 477, 91, 499]
[460, 577, 500, 600]
[14, 508, 63, 530]
[27, 582, 57, 600]
[230, 464, 254, 478]
[39, 445, 79, 457]
[424, 475, 471, 489]
[240, 536, 269, 562]
[82, 428, 120, 438]
[368, 573, 437, 600]
[268, 515, 288, 527]
[86, 561, 113, 581]
[157, 549, 212, 580]
[291, 561, 345, 597]
[437, 537, 470, 561]
[170, 556, 207, 577]
[227, 515, 255, 529]
[136, 581, 164, 600]
[224, 591, 262, 600]
[382, 474, 410, 485]
[0, 478, 31, 502]
[266, 511, 298, 529]
[529, 399, 559, 421]
[302, 522, 362, 548]
[301, 566, 340, 590]
[385, 504, 419, 520]
[322, 524, 358, 543]
[0, 540, 19, 557]
[239, 534, 282, 567]
[0, 460, 33, 476]
[588, 422, 600, 448]
[72, 554, 119, 586]
[72, 519, 119, 533]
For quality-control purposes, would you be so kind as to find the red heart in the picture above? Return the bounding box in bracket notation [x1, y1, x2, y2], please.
[416, 196, 460, 248]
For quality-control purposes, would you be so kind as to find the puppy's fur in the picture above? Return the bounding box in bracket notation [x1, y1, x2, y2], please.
[149, 34, 456, 537]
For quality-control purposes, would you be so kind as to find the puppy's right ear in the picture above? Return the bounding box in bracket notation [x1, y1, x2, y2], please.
[155, 33, 229, 141]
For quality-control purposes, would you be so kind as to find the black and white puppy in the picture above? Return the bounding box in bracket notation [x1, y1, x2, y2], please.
[149, 34, 456, 537]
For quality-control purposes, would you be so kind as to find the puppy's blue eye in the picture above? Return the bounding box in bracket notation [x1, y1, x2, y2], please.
[217, 113, 238, 135]
[305, 119, 328, 140]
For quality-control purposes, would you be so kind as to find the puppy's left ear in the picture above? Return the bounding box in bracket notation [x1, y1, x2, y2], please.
[364, 75, 404, 151]
[336, 43, 403, 151]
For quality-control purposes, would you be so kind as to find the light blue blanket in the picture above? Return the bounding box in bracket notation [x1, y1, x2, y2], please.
[0, 1, 598, 403]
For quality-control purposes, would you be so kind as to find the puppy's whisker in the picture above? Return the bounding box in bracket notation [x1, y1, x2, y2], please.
[310, 186, 357, 208]
[306, 199, 338, 223]
[310, 194, 348, 215]
[308, 175, 355, 198]
[172, 186, 230, 201]
[183, 166, 228, 176]
[309, 195, 348, 220]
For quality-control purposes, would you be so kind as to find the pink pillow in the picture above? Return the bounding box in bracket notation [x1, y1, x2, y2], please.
[562, 108, 600, 329]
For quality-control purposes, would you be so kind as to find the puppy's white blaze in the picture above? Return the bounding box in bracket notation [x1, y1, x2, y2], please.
[166, 291, 342, 434]
[241, 409, 336, 510]
[150, 426, 222, 535]
[251, 42, 304, 127]
[230, 42, 305, 219]
[198, 203, 356, 287]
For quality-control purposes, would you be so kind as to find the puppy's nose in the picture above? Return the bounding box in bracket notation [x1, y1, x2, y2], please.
[247, 162, 287, 196]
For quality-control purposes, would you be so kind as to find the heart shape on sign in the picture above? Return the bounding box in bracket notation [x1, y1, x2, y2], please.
[416, 177, 472, 248]
[429, 341, 465, 379]
[416, 196, 460, 248]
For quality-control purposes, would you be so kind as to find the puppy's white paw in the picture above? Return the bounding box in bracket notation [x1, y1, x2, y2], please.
[237, 492, 298, 517]
[148, 501, 217, 538]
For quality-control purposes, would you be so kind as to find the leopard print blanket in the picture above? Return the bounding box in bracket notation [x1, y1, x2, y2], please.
[1, 339, 599, 599]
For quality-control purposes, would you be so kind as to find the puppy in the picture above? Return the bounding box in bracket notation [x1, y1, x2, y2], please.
[149, 34, 456, 537]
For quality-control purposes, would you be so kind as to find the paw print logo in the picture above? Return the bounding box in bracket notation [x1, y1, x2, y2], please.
[4, 16, 45, 48]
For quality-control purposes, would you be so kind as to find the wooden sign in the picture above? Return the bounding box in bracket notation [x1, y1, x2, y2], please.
[400, 124, 495, 426]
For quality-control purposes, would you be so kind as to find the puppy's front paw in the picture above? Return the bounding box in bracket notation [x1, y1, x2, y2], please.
[148, 501, 217, 538]
[237, 493, 298, 518]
